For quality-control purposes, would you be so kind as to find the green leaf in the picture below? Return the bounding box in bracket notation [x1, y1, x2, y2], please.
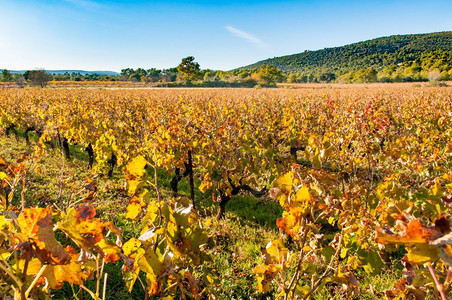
[358, 249, 384, 275]
[321, 246, 335, 261]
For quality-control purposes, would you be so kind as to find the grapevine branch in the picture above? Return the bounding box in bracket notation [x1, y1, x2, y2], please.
[228, 178, 268, 198]
[169, 150, 195, 207]
[285, 218, 308, 300]
[216, 178, 268, 219]
[426, 262, 448, 300]
[25, 264, 48, 299]
[302, 233, 343, 300]
[445, 266, 452, 287]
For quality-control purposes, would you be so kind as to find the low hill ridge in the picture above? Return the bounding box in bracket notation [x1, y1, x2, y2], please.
[243, 31, 452, 74]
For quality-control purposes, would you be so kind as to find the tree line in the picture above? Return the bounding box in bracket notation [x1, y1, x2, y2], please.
[1, 51, 450, 88]
[118, 56, 285, 86]
[0, 57, 285, 87]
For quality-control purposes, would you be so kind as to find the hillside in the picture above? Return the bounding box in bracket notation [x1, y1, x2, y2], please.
[243, 31, 452, 75]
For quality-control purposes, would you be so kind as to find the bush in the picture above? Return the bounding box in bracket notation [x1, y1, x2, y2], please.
[25, 70, 53, 87]
[428, 81, 448, 87]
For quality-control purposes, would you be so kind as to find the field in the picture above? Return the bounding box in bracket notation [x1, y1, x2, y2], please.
[0, 84, 451, 299]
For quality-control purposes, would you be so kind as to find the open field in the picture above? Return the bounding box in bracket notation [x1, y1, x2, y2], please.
[0, 84, 451, 299]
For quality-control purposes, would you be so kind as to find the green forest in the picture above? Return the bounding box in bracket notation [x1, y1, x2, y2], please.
[244, 31, 452, 83]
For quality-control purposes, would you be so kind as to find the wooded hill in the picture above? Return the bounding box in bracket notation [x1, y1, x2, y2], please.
[243, 31, 452, 82]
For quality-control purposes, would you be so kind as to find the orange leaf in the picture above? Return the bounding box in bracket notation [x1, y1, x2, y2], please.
[17, 207, 70, 264]
[376, 220, 433, 245]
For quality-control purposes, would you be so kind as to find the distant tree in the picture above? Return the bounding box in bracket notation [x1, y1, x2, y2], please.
[1, 69, 13, 82]
[141, 76, 151, 83]
[352, 68, 378, 83]
[147, 68, 161, 77]
[120, 68, 134, 80]
[257, 65, 284, 84]
[146, 68, 162, 82]
[215, 71, 232, 81]
[71, 72, 83, 81]
[120, 68, 132, 77]
[299, 73, 308, 83]
[177, 56, 201, 82]
[428, 69, 441, 81]
[119, 68, 145, 82]
[13, 74, 25, 88]
[307, 73, 317, 83]
[162, 68, 178, 82]
[233, 68, 250, 79]
[203, 71, 213, 81]
[338, 71, 355, 83]
[26, 70, 53, 87]
[319, 72, 336, 83]
[377, 75, 392, 83]
[440, 70, 450, 81]
[131, 68, 147, 82]
[53, 72, 71, 81]
[286, 73, 297, 83]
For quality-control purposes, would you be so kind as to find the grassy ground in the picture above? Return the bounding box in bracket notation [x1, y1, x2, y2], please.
[0, 133, 400, 299]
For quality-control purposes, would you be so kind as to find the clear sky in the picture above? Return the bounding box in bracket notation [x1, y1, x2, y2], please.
[1, 0, 451, 71]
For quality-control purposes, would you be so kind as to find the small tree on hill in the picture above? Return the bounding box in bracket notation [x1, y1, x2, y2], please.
[257, 65, 284, 85]
[177, 56, 201, 82]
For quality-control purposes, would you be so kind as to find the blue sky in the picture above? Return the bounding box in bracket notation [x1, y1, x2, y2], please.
[1, 0, 451, 71]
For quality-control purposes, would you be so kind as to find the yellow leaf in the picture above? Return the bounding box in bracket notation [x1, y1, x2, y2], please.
[126, 196, 145, 220]
[123, 238, 142, 256]
[122, 238, 145, 292]
[25, 247, 91, 290]
[274, 171, 293, 192]
[407, 244, 440, 265]
[340, 247, 348, 259]
[432, 180, 441, 196]
[347, 256, 361, 269]
[198, 180, 212, 193]
[126, 156, 147, 177]
[296, 285, 311, 296]
[126, 156, 147, 195]
[303, 245, 312, 252]
[332, 267, 359, 294]
[0, 215, 9, 230]
[0, 249, 10, 261]
[43, 259, 89, 289]
[266, 239, 290, 262]
[254, 264, 280, 293]
[293, 186, 311, 203]
[58, 204, 121, 260]
[97, 238, 121, 263]
[127, 179, 143, 196]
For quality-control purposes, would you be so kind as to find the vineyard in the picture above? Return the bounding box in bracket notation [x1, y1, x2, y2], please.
[0, 85, 451, 299]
